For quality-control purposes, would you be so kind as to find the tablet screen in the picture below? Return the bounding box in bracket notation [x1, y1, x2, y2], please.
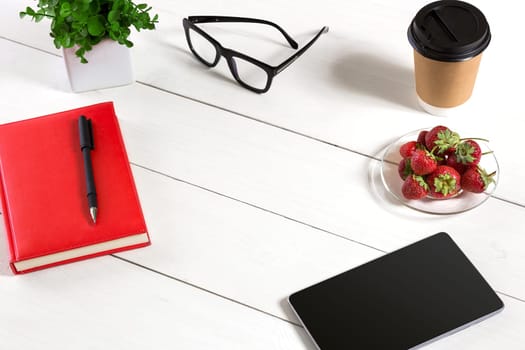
[289, 232, 503, 349]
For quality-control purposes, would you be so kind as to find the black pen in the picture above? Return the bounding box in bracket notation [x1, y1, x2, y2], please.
[78, 115, 98, 223]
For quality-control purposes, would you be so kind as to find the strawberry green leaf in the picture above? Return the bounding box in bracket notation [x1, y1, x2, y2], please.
[433, 174, 457, 196]
[479, 167, 496, 188]
[434, 129, 460, 153]
[415, 175, 429, 190]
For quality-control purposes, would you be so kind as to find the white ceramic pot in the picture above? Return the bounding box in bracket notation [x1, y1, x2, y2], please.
[63, 39, 134, 92]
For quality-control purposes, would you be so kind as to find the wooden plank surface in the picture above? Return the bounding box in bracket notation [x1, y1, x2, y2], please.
[0, 256, 314, 350]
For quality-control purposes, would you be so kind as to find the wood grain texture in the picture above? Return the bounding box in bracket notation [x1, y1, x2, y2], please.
[0, 257, 314, 350]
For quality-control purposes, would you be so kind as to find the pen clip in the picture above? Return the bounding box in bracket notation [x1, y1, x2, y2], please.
[79, 115, 94, 150]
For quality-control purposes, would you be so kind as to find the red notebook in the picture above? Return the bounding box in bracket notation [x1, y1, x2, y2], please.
[0, 102, 150, 274]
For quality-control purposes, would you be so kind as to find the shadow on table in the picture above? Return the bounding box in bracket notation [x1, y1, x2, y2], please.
[331, 52, 419, 110]
[0, 215, 13, 275]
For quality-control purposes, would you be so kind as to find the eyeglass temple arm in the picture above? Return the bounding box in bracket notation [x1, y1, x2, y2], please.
[275, 26, 329, 75]
[188, 16, 299, 49]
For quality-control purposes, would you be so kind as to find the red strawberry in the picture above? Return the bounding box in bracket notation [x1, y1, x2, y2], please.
[446, 153, 468, 174]
[402, 174, 429, 200]
[417, 130, 428, 146]
[426, 165, 461, 198]
[461, 166, 496, 193]
[399, 141, 417, 158]
[410, 149, 437, 175]
[398, 158, 413, 180]
[454, 139, 482, 166]
[425, 126, 460, 155]
[425, 125, 447, 150]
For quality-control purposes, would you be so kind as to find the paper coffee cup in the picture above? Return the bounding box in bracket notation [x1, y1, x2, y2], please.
[408, 0, 491, 116]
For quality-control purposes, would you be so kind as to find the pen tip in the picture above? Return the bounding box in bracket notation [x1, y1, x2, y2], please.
[90, 207, 98, 224]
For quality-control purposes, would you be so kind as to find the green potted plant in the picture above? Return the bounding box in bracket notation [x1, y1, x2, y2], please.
[20, 0, 159, 91]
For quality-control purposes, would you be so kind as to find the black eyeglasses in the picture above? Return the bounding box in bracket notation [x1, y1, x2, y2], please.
[183, 16, 329, 93]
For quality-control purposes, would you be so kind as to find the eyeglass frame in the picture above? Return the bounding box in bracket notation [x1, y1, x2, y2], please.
[182, 16, 329, 93]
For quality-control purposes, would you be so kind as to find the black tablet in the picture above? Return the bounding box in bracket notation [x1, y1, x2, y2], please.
[289, 232, 503, 350]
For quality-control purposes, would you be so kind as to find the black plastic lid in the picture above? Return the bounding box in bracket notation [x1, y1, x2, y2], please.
[408, 0, 491, 62]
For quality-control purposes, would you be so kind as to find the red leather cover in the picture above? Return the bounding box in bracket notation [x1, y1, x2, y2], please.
[0, 102, 150, 274]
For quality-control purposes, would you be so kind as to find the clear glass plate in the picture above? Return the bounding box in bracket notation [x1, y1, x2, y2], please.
[380, 129, 499, 215]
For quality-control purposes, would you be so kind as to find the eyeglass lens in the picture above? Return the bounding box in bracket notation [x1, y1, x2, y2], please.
[230, 56, 269, 90]
[187, 22, 273, 91]
[188, 27, 218, 65]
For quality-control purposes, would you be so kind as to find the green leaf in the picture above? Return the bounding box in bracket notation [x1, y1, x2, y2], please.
[50, 18, 57, 30]
[87, 15, 105, 36]
[72, 11, 88, 22]
[119, 26, 130, 35]
[110, 21, 120, 32]
[63, 35, 72, 47]
[113, 0, 124, 9]
[107, 10, 119, 23]
[60, 2, 72, 17]
[415, 175, 429, 190]
[71, 21, 82, 30]
[75, 47, 89, 63]
[53, 37, 61, 49]
[108, 31, 118, 41]
[88, 1, 101, 14]
[21, 0, 158, 63]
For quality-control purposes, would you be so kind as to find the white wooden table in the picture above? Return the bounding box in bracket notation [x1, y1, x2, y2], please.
[1, 0, 524, 348]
